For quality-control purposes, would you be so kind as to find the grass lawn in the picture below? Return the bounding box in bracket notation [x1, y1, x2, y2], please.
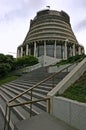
[59, 72, 86, 103]
[0, 75, 19, 86]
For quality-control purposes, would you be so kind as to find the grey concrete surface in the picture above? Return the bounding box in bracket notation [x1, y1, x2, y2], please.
[0, 111, 4, 130]
[53, 96, 86, 130]
[14, 112, 78, 130]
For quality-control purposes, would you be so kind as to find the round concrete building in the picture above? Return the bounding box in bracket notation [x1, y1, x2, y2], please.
[17, 9, 84, 66]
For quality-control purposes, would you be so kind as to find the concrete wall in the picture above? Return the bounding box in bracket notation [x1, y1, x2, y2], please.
[48, 64, 77, 73]
[48, 58, 86, 96]
[38, 55, 60, 66]
[53, 96, 86, 130]
[48, 64, 69, 73]
[23, 63, 41, 73]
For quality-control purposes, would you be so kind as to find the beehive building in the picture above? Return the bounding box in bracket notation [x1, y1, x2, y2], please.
[17, 9, 84, 66]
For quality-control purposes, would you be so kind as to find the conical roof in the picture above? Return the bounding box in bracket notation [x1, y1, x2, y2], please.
[23, 9, 78, 44]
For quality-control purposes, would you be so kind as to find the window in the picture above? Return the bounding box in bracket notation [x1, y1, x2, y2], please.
[46, 43, 54, 57]
[56, 45, 62, 58]
[38, 44, 44, 56]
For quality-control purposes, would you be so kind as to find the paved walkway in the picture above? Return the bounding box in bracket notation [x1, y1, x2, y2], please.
[14, 112, 78, 130]
[0, 111, 4, 130]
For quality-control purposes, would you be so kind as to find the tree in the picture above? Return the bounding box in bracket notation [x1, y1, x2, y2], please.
[0, 53, 39, 77]
[0, 53, 6, 63]
[0, 53, 15, 77]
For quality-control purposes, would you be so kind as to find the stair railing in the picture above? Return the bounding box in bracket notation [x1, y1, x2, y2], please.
[8, 64, 72, 104]
[4, 59, 82, 130]
[8, 58, 83, 104]
[4, 97, 50, 130]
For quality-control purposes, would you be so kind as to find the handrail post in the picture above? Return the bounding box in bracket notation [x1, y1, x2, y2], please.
[7, 59, 82, 105]
[7, 106, 11, 130]
[52, 76, 55, 88]
[4, 103, 8, 130]
[30, 89, 33, 118]
[47, 98, 50, 114]
[66, 67, 68, 72]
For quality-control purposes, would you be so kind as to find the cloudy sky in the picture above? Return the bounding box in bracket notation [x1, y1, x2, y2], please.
[0, 0, 86, 57]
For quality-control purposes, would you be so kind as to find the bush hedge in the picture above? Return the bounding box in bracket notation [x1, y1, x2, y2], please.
[14, 55, 38, 69]
[56, 54, 86, 66]
[0, 54, 38, 77]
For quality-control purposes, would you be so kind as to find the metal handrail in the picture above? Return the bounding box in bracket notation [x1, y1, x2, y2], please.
[8, 97, 50, 108]
[4, 58, 83, 130]
[5, 97, 50, 130]
[4, 64, 72, 130]
[8, 63, 72, 104]
[9, 56, 84, 104]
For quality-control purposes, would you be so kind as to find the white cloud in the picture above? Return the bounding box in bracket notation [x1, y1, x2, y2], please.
[0, 19, 29, 56]
[0, 0, 86, 57]
[0, 0, 47, 22]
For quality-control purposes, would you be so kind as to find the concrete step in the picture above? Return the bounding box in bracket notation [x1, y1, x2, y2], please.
[0, 106, 5, 130]
[11, 80, 36, 87]
[5, 82, 50, 95]
[2, 84, 48, 99]
[0, 92, 25, 125]
[0, 90, 32, 119]
[3, 82, 50, 98]
[0, 87, 46, 115]
[14, 112, 78, 130]
[0, 88, 46, 130]
[9, 81, 52, 91]
[1, 85, 46, 110]
[0, 66, 70, 130]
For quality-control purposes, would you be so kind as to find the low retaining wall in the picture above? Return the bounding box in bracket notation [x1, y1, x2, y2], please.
[53, 96, 86, 130]
[47, 58, 86, 130]
[38, 55, 60, 66]
[48, 58, 86, 96]
[48, 64, 69, 73]
[23, 63, 41, 73]
[48, 63, 77, 73]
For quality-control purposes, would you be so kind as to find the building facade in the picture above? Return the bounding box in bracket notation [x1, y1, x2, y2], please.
[17, 9, 84, 66]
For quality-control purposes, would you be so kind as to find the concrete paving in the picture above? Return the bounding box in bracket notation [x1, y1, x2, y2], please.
[0, 111, 4, 130]
[14, 112, 78, 130]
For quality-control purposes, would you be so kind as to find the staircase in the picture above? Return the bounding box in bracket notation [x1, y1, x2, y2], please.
[0, 67, 69, 130]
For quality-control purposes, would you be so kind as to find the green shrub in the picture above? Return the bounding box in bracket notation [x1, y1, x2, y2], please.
[56, 54, 86, 66]
[14, 55, 38, 69]
[0, 63, 11, 77]
[67, 54, 85, 63]
[0, 53, 39, 78]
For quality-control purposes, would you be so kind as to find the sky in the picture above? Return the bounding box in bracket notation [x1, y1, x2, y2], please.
[0, 0, 86, 57]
